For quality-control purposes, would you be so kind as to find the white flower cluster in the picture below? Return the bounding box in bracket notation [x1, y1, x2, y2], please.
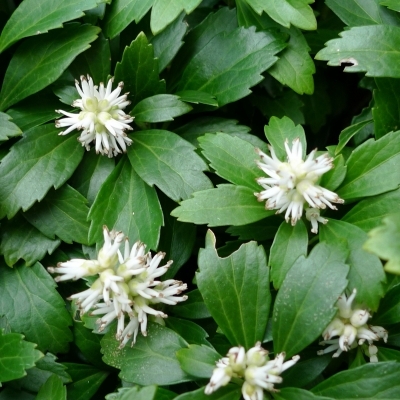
[318, 289, 388, 362]
[255, 138, 344, 233]
[55, 75, 133, 157]
[205, 342, 299, 399]
[48, 226, 187, 348]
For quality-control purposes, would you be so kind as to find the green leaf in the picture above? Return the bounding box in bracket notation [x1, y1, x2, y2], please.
[174, 385, 241, 400]
[372, 78, 400, 139]
[312, 362, 400, 398]
[166, 318, 210, 347]
[0, 23, 100, 111]
[269, 220, 309, 289]
[376, 347, 400, 362]
[320, 219, 385, 310]
[372, 284, 400, 325]
[264, 116, 307, 159]
[337, 130, 400, 200]
[177, 344, 220, 379]
[268, 26, 315, 95]
[273, 242, 349, 358]
[197, 230, 270, 348]
[326, 0, 400, 26]
[170, 289, 211, 320]
[175, 90, 218, 107]
[0, 329, 43, 383]
[199, 133, 261, 191]
[152, 13, 186, 72]
[132, 94, 192, 123]
[105, 386, 159, 400]
[128, 130, 212, 202]
[342, 188, 400, 232]
[315, 25, 400, 78]
[0, 262, 73, 353]
[381, 0, 400, 12]
[0, 112, 22, 141]
[36, 375, 66, 400]
[0, 0, 101, 53]
[364, 212, 400, 274]
[150, 0, 202, 34]
[171, 185, 272, 227]
[176, 27, 286, 106]
[101, 323, 190, 385]
[226, 216, 282, 242]
[0, 215, 60, 267]
[319, 154, 347, 192]
[102, 0, 153, 39]
[114, 32, 165, 108]
[88, 157, 163, 250]
[23, 185, 90, 245]
[0, 124, 84, 219]
[275, 388, 333, 400]
[335, 120, 373, 155]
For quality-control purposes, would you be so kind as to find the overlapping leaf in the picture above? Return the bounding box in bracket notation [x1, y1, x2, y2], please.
[36, 375, 66, 400]
[0, 111, 22, 141]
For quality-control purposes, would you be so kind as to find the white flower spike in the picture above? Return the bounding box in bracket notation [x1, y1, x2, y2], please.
[205, 342, 299, 399]
[318, 289, 388, 362]
[48, 226, 187, 348]
[55, 75, 134, 157]
[255, 138, 343, 232]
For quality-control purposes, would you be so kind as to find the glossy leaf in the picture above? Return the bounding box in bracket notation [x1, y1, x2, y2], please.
[197, 230, 270, 348]
[128, 130, 212, 202]
[273, 242, 349, 358]
[177, 345, 220, 379]
[381, 0, 400, 12]
[0, 262, 73, 353]
[170, 289, 212, 320]
[166, 318, 211, 346]
[319, 154, 347, 192]
[0, 124, 84, 219]
[88, 157, 163, 250]
[0, 111, 22, 141]
[175, 91, 218, 106]
[0, 23, 100, 111]
[36, 375, 66, 400]
[336, 120, 373, 155]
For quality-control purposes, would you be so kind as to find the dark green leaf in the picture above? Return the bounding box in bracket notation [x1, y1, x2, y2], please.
[315, 25, 400, 78]
[319, 154, 347, 192]
[114, 32, 165, 108]
[132, 94, 192, 123]
[275, 387, 333, 400]
[311, 362, 400, 398]
[226, 216, 282, 241]
[335, 120, 373, 155]
[337, 131, 400, 200]
[372, 284, 400, 325]
[197, 230, 270, 348]
[175, 90, 218, 106]
[170, 289, 212, 320]
[0, 388, 35, 400]
[36, 375, 66, 400]
[88, 157, 163, 250]
[273, 242, 349, 358]
[269, 220, 309, 289]
[0, 262, 73, 353]
[101, 323, 190, 385]
[174, 385, 241, 400]
[0, 124, 84, 219]
[0, 24, 100, 111]
[376, 347, 400, 362]
[166, 317, 211, 346]
[128, 130, 212, 202]
[0, 215, 60, 267]
[0, 111, 22, 141]
[320, 220, 385, 310]
[199, 133, 261, 191]
[0, 329, 43, 383]
[171, 185, 272, 227]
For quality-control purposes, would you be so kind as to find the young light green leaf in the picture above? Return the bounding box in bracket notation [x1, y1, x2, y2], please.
[0, 0, 101, 53]
[312, 362, 400, 398]
[245, 0, 317, 30]
[315, 25, 400, 78]
[320, 219, 385, 311]
[0, 24, 100, 111]
[36, 375, 66, 400]
[176, 27, 286, 106]
[197, 230, 270, 348]
[171, 185, 272, 227]
[101, 323, 190, 385]
[269, 220, 309, 289]
[363, 212, 400, 275]
[132, 94, 192, 123]
[128, 130, 212, 202]
[0, 112, 22, 141]
[337, 130, 400, 200]
[268, 26, 315, 95]
[199, 133, 261, 191]
[114, 32, 165, 108]
[0, 124, 84, 219]
[88, 157, 163, 250]
[0, 330, 43, 383]
[264, 116, 307, 159]
[335, 120, 373, 155]
[150, 0, 202, 34]
[102, 0, 153, 39]
[0, 262, 73, 353]
[0, 215, 60, 267]
[273, 242, 349, 358]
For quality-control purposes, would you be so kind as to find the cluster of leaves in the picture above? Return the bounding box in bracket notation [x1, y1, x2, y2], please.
[1, 0, 400, 399]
